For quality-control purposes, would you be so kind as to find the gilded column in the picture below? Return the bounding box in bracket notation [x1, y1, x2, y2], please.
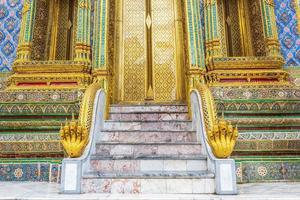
[260, 0, 281, 57]
[92, 0, 110, 84]
[92, 0, 109, 69]
[185, 0, 206, 69]
[92, 0, 110, 117]
[204, 0, 222, 60]
[185, 0, 206, 114]
[185, 0, 206, 88]
[15, 0, 36, 62]
[74, 0, 92, 63]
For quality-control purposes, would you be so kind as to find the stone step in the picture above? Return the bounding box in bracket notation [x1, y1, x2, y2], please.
[84, 171, 214, 179]
[99, 130, 197, 143]
[109, 112, 189, 121]
[82, 172, 215, 194]
[110, 104, 188, 113]
[103, 121, 193, 131]
[89, 157, 207, 173]
[90, 154, 206, 160]
[95, 143, 202, 157]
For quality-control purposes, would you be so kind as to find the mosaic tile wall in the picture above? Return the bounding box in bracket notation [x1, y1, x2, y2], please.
[0, 0, 299, 72]
[0, 0, 23, 72]
[0, 159, 61, 182]
[274, 0, 300, 67]
[235, 157, 300, 183]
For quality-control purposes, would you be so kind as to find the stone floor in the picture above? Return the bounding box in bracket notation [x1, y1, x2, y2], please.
[0, 182, 299, 200]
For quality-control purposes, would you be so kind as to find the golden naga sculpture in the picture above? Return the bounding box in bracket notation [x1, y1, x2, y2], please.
[207, 119, 239, 158]
[193, 82, 239, 158]
[60, 118, 89, 158]
[60, 81, 107, 158]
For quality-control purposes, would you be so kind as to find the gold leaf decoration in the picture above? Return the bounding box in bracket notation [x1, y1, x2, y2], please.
[207, 119, 238, 158]
[60, 118, 89, 158]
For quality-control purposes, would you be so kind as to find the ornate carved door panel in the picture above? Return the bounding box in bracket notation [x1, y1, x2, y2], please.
[31, 0, 76, 61]
[122, 0, 147, 102]
[117, 0, 181, 103]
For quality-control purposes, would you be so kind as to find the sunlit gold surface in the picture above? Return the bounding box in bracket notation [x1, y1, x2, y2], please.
[60, 119, 89, 158]
[78, 81, 108, 131]
[60, 80, 108, 158]
[122, 0, 146, 102]
[205, 56, 288, 86]
[8, 61, 91, 90]
[237, 0, 253, 56]
[49, 0, 60, 60]
[207, 119, 238, 158]
[152, 0, 177, 101]
[117, 0, 183, 103]
[193, 82, 239, 158]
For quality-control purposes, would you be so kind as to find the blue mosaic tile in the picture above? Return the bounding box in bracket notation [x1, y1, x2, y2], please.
[235, 158, 300, 183]
[274, 0, 300, 67]
[0, 162, 61, 182]
[0, 0, 23, 72]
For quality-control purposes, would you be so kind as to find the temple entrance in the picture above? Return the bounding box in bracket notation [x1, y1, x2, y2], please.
[47, 0, 75, 60]
[115, 0, 184, 103]
[222, 0, 266, 57]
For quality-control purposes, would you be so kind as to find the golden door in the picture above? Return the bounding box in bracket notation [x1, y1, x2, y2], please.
[115, 0, 184, 103]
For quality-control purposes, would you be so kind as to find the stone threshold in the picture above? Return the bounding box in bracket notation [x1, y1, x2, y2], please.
[0, 182, 299, 200]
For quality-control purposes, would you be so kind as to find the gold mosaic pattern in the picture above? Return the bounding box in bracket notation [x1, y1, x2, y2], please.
[152, 0, 176, 101]
[123, 0, 146, 101]
[248, 0, 266, 56]
[55, 0, 71, 60]
[228, 0, 242, 56]
[121, 0, 179, 102]
[217, 0, 227, 56]
[30, 0, 76, 61]
[31, 0, 49, 60]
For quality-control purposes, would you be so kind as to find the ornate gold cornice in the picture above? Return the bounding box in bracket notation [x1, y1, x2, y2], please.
[8, 73, 92, 90]
[205, 69, 290, 86]
[13, 61, 91, 73]
[92, 68, 111, 78]
[8, 60, 92, 90]
[207, 56, 285, 71]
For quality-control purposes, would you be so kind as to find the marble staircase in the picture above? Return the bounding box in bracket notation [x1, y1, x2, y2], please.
[81, 104, 215, 194]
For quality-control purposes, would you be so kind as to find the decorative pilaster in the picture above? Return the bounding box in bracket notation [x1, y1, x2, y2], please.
[174, 0, 185, 100]
[204, 0, 222, 60]
[74, 0, 92, 63]
[92, 0, 110, 90]
[92, 0, 111, 117]
[92, 0, 109, 69]
[260, 0, 281, 57]
[185, 0, 206, 112]
[185, 0, 206, 69]
[15, 0, 36, 62]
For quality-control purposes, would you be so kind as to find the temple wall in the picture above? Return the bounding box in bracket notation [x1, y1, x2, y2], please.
[0, 0, 299, 72]
[0, 0, 23, 72]
[274, 0, 300, 67]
